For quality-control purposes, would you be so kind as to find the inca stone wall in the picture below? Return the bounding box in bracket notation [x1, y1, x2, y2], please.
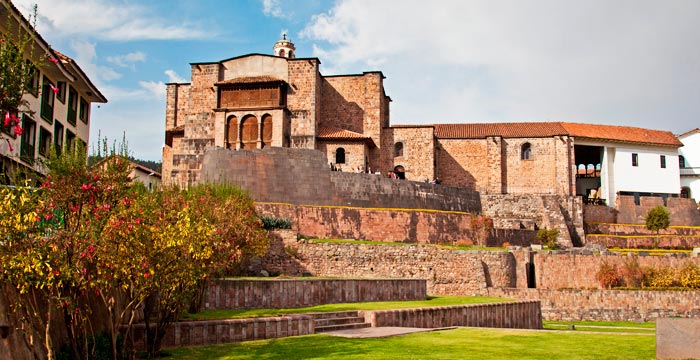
[488, 288, 700, 321]
[380, 126, 435, 183]
[203, 279, 426, 310]
[200, 147, 482, 212]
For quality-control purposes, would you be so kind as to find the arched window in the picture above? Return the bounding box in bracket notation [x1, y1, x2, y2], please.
[240, 115, 258, 149]
[335, 147, 346, 164]
[289, 50, 294, 58]
[226, 115, 238, 149]
[261, 114, 272, 148]
[394, 142, 403, 157]
[279, 49, 285, 57]
[521, 143, 532, 160]
[679, 155, 686, 168]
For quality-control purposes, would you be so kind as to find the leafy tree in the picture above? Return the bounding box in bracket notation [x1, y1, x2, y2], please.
[645, 205, 670, 247]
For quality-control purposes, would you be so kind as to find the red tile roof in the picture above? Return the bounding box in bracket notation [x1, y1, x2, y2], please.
[216, 76, 284, 85]
[560, 122, 682, 147]
[434, 122, 567, 139]
[432, 122, 681, 147]
[317, 127, 370, 140]
[679, 128, 700, 138]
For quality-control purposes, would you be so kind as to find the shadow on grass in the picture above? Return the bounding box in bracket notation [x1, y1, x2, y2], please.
[166, 328, 655, 360]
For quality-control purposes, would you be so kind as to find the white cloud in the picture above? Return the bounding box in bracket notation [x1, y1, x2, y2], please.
[106, 51, 146, 69]
[262, 0, 285, 18]
[301, 0, 700, 133]
[14, 0, 207, 41]
[164, 69, 186, 83]
[138, 81, 166, 99]
[69, 40, 122, 83]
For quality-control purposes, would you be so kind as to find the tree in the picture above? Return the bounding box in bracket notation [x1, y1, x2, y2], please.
[645, 205, 670, 247]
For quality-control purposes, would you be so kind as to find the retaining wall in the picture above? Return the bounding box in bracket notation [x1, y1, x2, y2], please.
[362, 300, 542, 329]
[203, 279, 427, 310]
[584, 223, 700, 249]
[584, 196, 700, 226]
[131, 315, 314, 349]
[488, 288, 700, 321]
[200, 147, 481, 212]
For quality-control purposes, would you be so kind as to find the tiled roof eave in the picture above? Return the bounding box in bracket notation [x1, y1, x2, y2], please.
[572, 136, 682, 148]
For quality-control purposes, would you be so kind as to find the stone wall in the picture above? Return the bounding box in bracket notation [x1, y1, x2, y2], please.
[201, 147, 482, 212]
[488, 288, 700, 321]
[530, 252, 700, 290]
[203, 279, 427, 310]
[362, 301, 542, 330]
[256, 203, 489, 245]
[584, 223, 700, 249]
[480, 194, 584, 247]
[256, 232, 517, 294]
[614, 195, 700, 226]
[131, 315, 315, 350]
[381, 126, 435, 182]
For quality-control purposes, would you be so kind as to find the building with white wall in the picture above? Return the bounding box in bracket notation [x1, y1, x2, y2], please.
[0, 0, 107, 183]
[678, 128, 700, 204]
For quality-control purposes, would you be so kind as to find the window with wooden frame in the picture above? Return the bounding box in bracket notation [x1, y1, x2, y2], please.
[40, 76, 55, 123]
[38, 126, 51, 157]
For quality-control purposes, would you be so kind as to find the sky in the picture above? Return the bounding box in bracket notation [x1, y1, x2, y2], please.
[13, 0, 700, 161]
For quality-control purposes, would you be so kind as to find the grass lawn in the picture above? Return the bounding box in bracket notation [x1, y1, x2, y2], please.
[183, 296, 511, 321]
[166, 327, 655, 359]
[544, 320, 655, 333]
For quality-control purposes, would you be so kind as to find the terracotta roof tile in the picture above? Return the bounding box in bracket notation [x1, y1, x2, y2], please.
[679, 128, 700, 138]
[434, 122, 567, 139]
[431, 121, 681, 147]
[216, 76, 285, 85]
[317, 127, 370, 139]
[560, 122, 682, 147]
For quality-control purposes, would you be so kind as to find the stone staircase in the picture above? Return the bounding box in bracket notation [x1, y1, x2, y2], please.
[310, 311, 371, 333]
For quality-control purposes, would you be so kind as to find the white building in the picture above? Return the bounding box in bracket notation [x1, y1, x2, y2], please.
[678, 128, 700, 203]
[567, 123, 682, 206]
[0, 0, 107, 183]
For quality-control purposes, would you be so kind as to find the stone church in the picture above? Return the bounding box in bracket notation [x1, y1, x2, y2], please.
[163, 36, 682, 207]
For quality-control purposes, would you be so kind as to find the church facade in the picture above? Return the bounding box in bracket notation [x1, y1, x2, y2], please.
[163, 37, 682, 206]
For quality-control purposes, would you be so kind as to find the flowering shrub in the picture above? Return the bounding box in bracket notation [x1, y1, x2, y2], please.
[618, 257, 644, 288]
[470, 215, 494, 246]
[678, 262, 700, 289]
[596, 261, 619, 289]
[0, 146, 268, 359]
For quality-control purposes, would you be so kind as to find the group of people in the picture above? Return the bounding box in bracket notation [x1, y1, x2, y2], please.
[424, 177, 441, 185]
[329, 163, 381, 175]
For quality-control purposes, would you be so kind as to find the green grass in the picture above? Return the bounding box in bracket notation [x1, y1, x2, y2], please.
[166, 327, 655, 359]
[544, 320, 655, 329]
[183, 296, 511, 321]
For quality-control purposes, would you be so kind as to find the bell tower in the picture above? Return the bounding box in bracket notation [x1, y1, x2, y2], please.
[273, 33, 296, 58]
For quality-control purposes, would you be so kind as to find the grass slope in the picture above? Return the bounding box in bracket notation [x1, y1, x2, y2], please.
[168, 327, 655, 359]
[183, 296, 511, 321]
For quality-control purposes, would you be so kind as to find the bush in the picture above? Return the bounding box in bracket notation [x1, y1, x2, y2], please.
[261, 215, 292, 230]
[645, 205, 670, 234]
[643, 266, 676, 288]
[536, 229, 559, 250]
[678, 261, 700, 289]
[596, 261, 619, 289]
[618, 257, 644, 288]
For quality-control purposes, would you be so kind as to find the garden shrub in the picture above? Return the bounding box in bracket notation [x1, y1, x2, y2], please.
[678, 261, 700, 289]
[536, 229, 559, 250]
[643, 266, 676, 288]
[645, 205, 670, 247]
[618, 257, 644, 288]
[596, 261, 619, 289]
[261, 215, 292, 230]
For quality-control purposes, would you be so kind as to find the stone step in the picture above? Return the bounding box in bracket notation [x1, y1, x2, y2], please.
[314, 316, 366, 327]
[314, 322, 372, 333]
[307, 311, 360, 320]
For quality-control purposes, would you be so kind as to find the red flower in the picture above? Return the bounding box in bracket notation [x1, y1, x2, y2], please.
[6, 139, 13, 152]
[13, 125, 22, 136]
[49, 57, 59, 64]
[50, 84, 59, 94]
[143, 272, 151, 278]
[81, 184, 90, 190]
[4, 112, 9, 126]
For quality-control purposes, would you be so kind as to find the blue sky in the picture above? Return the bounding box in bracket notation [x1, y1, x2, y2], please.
[14, 0, 700, 161]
